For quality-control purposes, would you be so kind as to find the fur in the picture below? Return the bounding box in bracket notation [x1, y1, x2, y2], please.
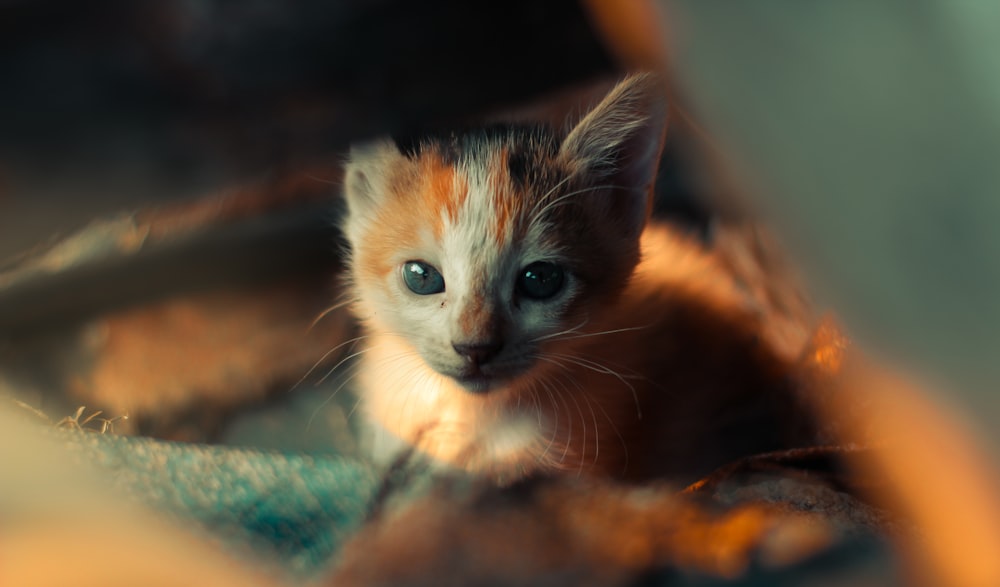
[341, 74, 814, 483]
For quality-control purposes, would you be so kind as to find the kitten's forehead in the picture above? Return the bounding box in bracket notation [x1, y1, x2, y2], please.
[348, 120, 621, 291]
[402, 124, 569, 247]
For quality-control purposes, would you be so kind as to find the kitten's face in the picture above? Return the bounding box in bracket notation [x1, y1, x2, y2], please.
[343, 74, 666, 394]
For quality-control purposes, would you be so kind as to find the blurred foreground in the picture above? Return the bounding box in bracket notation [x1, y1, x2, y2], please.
[3, 1, 1000, 585]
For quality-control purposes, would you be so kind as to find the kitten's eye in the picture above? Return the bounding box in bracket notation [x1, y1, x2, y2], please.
[402, 261, 445, 295]
[517, 262, 565, 300]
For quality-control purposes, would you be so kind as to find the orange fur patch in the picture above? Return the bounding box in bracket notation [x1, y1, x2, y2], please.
[489, 149, 520, 245]
[353, 162, 413, 281]
[458, 293, 493, 339]
[357, 155, 468, 281]
[424, 155, 464, 235]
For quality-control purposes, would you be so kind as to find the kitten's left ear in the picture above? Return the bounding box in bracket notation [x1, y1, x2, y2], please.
[559, 73, 668, 236]
[343, 139, 405, 221]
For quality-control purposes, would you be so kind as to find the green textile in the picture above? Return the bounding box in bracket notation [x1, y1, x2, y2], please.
[63, 433, 380, 577]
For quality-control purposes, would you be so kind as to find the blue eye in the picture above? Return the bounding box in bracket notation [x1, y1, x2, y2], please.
[402, 261, 445, 295]
[517, 262, 565, 300]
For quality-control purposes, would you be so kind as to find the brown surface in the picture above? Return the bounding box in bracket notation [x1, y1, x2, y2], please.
[0, 172, 353, 441]
[330, 471, 890, 587]
[73, 279, 351, 440]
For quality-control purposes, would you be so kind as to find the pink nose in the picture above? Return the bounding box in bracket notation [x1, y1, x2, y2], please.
[452, 340, 503, 366]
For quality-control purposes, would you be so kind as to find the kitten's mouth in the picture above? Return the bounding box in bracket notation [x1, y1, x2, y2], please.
[434, 359, 532, 394]
[451, 368, 507, 393]
[449, 365, 526, 394]
[454, 373, 498, 394]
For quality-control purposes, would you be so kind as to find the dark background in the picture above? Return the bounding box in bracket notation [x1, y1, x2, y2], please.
[0, 0, 617, 258]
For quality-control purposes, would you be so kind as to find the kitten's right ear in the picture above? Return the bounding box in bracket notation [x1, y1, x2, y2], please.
[343, 139, 404, 219]
[559, 73, 668, 238]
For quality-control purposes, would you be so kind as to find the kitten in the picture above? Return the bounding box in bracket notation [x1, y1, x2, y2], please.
[341, 74, 815, 484]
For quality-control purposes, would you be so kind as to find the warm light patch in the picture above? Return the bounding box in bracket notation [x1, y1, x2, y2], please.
[807, 316, 849, 375]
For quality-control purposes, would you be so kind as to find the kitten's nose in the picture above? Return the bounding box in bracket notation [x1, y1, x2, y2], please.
[452, 340, 503, 366]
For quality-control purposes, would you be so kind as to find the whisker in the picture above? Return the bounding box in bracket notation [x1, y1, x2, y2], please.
[527, 386, 544, 429]
[303, 173, 340, 186]
[551, 374, 587, 473]
[398, 363, 439, 433]
[346, 393, 365, 421]
[290, 334, 369, 392]
[536, 355, 572, 373]
[530, 179, 618, 220]
[547, 352, 645, 378]
[554, 369, 601, 469]
[309, 296, 359, 331]
[580, 389, 602, 467]
[596, 398, 630, 475]
[305, 362, 363, 433]
[529, 184, 637, 228]
[352, 350, 425, 425]
[532, 380, 560, 468]
[566, 371, 630, 474]
[528, 173, 575, 217]
[307, 347, 418, 431]
[554, 322, 655, 342]
[529, 316, 590, 343]
[316, 345, 376, 385]
[547, 353, 643, 420]
[541, 380, 560, 459]
[540, 377, 573, 464]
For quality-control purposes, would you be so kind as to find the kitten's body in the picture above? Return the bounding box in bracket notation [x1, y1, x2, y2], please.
[342, 75, 814, 483]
